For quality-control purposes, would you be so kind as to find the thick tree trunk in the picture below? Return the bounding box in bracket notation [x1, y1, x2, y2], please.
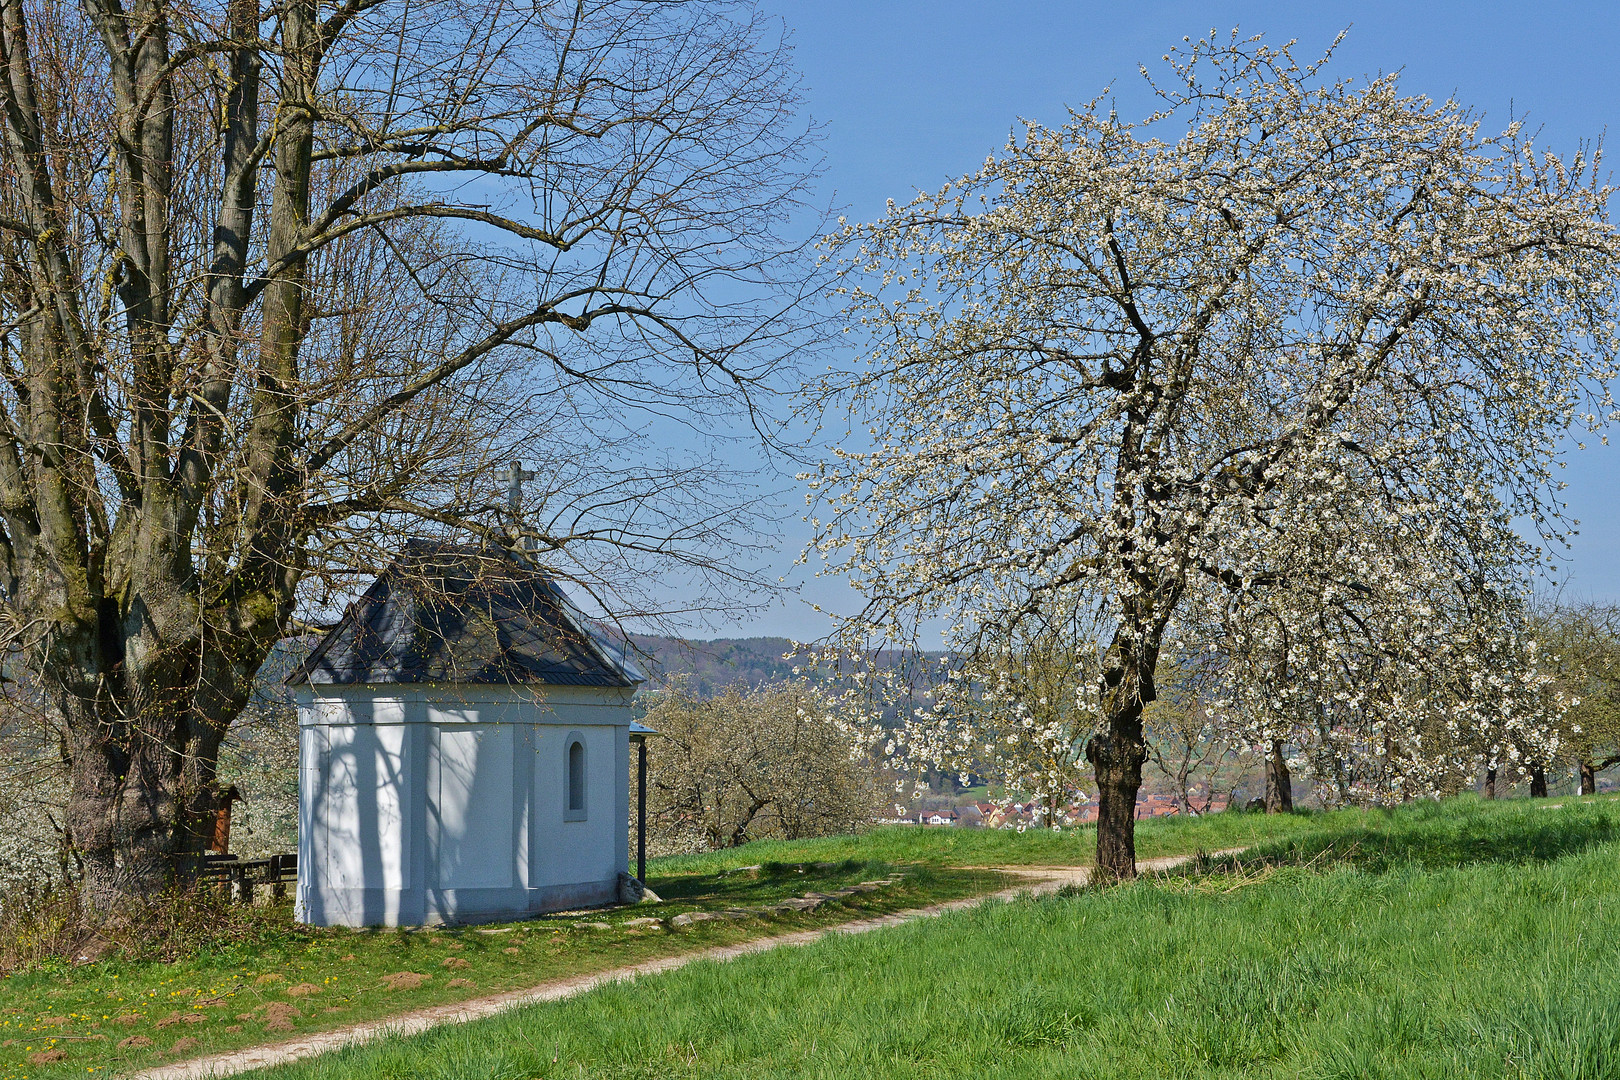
[1089, 732, 1143, 880]
[1530, 765, 1548, 799]
[65, 721, 175, 908]
[1580, 761, 1597, 797]
[1086, 636, 1154, 882]
[1484, 766, 1497, 800]
[1265, 740, 1293, 813]
[61, 679, 243, 911]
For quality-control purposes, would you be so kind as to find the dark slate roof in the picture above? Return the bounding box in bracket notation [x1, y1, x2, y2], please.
[287, 540, 646, 688]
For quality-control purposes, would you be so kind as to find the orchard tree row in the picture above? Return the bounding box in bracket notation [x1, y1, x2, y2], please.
[879, 597, 1620, 822]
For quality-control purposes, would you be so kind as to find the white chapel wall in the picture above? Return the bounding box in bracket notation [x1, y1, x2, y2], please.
[429, 723, 515, 890]
[295, 683, 633, 926]
[530, 722, 628, 888]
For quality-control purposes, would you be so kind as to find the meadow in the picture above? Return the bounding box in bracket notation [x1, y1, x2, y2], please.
[6, 797, 1618, 1079]
[0, 803, 1338, 1079]
[648, 801, 1386, 874]
[0, 862, 1004, 1080]
[257, 796, 1620, 1080]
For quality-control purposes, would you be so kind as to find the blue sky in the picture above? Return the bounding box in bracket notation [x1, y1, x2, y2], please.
[703, 0, 1620, 641]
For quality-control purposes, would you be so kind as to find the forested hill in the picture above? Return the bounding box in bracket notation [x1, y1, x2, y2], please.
[626, 634, 952, 704]
[626, 635, 803, 696]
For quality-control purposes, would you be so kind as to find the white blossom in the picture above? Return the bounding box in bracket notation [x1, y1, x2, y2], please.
[806, 32, 1620, 872]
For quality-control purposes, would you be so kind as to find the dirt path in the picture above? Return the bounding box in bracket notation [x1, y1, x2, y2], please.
[132, 852, 1223, 1080]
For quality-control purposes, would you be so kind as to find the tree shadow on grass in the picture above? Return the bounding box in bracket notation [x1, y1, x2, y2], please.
[1180, 803, 1620, 879]
[646, 858, 889, 906]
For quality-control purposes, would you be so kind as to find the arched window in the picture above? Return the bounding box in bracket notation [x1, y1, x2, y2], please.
[564, 733, 587, 820]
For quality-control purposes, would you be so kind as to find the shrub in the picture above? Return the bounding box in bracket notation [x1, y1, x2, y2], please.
[638, 678, 885, 851]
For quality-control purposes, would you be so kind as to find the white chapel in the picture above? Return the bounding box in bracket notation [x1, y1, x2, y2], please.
[286, 539, 645, 927]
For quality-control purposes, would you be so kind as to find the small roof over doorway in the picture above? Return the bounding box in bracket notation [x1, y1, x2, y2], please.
[287, 539, 645, 688]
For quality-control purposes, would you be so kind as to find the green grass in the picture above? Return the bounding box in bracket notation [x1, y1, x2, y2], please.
[648, 798, 1432, 874]
[0, 861, 1003, 1080]
[251, 796, 1620, 1080]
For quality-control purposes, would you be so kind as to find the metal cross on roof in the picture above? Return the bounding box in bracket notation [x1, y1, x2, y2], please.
[506, 460, 537, 514]
[506, 460, 538, 550]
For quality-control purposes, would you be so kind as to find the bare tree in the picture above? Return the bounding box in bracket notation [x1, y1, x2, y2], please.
[639, 678, 881, 850]
[0, 0, 817, 908]
[1535, 600, 1620, 795]
[1143, 665, 1249, 816]
[809, 32, 1618, 880]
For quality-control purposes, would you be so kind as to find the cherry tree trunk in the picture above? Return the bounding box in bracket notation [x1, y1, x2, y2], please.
[1265, 740, 1294, 813]
[1089, 729, 1144, 881]
[1086, 637, 1154, 882]
[1484, 767, 1497, 800]
[1579, 761, 1597, 797]
[1529, 765, 1548, 798]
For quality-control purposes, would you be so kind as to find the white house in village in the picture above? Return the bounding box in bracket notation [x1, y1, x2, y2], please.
[286, 539, 645, 927]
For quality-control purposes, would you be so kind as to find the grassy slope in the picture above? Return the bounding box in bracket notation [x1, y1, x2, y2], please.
[0, 862, 1002, 1080]
[259, 797, 1620, 1080]
[649, 801, 1387, 875]
[0, 806, 1330, 1079]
